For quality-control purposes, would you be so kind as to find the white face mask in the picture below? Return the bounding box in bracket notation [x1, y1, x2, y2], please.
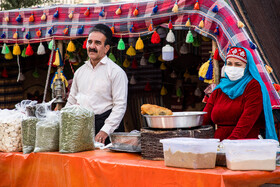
[224, 66, 245, 81]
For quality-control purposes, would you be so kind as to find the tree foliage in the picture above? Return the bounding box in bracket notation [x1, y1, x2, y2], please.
[1, 0, 55, 10]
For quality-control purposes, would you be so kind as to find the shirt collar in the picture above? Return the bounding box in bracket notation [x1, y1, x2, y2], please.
[85, 55, 108, 69]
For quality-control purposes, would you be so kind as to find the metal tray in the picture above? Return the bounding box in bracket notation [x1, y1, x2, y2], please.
[143, 111, 207, 128]
[108, 146, 141, 153]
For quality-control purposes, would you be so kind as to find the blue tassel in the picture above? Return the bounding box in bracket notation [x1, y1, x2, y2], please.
[48, 27, 54, 35]
[1, 32, 6, 39]
[99, 9, 105, 17]
[212, 5, 218, 13]
[227, 44, 232, 53]
[25, 31, 31, 39]
[249, 41, 257, 49]
[57, 48, 64, 66]
[153, 5, 158, 14]
[205, 59, 213, 80]
[77, 26, 84, 35]
[129, 24, 134, 32]
[53, 10, 59, 18]
[199, 77, 205, 81]
[16, 14, 22, 22]
[50, 72, 58, 88]
[214, 26, 219, 35]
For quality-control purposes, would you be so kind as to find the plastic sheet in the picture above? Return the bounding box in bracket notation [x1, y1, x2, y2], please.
[0, 150, 279, 187]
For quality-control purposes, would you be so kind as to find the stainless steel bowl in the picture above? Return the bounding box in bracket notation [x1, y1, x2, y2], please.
[109, 132, 141, 152]
[143, 111, 207, 128]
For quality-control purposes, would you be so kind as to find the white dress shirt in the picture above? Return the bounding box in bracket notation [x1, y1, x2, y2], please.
[66, 55, 128, 135]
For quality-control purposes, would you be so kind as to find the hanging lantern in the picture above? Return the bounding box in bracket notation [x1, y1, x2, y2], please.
[63, 26, 69, 35]
[199, 18, 205, 28]
[160, 63, 167, 70]
[172, 1, 179, 13]
[123, 58, 130, 68]
[117, 38, 125, 50]
[53, 10, 59, 18]
[162, 44, 174, 61]
[29, 14, 35, 22]
[166, 30, 175, 43]
[148, 21, 153, 31]
[131, 58, 138, 69]
[84, 8, 90, 16]
[83, 38, 88, 49]
[41, 13, 47, 21]
[116, 6, 122, 15]
[130, 75, 136, 85]
[185, 18, 191, 27]
[36, 29, 42, 37]
[108, 52, 116, 62]
[67, 40, 76, 52]
[25, 32, 31, 39]
[212, 5, 218, 13]
[133, 8, 139, 16]
[144, 82, 151, 91]
[140, 56, 147, 66]
[16, 14, 22, 22]
[77, 26, 84, 35]
[180, 43, 189, 54]
[148, 53, 156, 63]
[237, 20, 245, 28]
[4, 16, 9, 22]
[126, 45, 136, 56]
[168, 19, 173, 30]
[135, 37, 144, 50]
[151, 31, 161, 44]
[13, 44, 21, 56]
[25, 44, 34, 56]
[13, 31, 19, 39]
[194, 0, 199, 10]
[99, 9, 105, 17]
[37, 42, 46, 55]
[153, 5, 158, 14]
[160, 85, 167, 96]
[68, 11, 74, 19]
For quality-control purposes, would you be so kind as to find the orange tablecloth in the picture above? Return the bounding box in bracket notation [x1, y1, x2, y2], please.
[0, 149, 280, 187]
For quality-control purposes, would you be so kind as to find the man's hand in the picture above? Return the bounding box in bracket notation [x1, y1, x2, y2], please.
[95, 131, 108, 144]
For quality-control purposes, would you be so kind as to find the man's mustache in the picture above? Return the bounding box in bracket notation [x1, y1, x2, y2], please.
[89, 48, 98, 53]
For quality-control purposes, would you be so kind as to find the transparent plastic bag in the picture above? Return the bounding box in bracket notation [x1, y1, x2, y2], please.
[21, 117, 39, 154]
[59, 105, 95, 153]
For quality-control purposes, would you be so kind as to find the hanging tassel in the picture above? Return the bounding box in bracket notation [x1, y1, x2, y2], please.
[131, 58, 138, 69]
[41, 13, 47, 21]
[148, 53, 156, 63]
[144, 82, 151, 91]
[117, 38, 125, 50]
[1, 32, 6, 39]
[249, 41, 257, 49]
[36, 29, 42, 37]
[5, 51, 13, 60]
[37, 42, 46, 55]
[60, 71, 68, 87]
[172, 2, 179, 13]
[198, 60, 210, 81]
[180, 43, 188, 54]
[213, 48, 221, 61]
[116, 6, 122, 15]
[166, 30, 175, 43]
[29, 14, 34, 22]
[13, 31, 19, 39]
[1, 43, 10, 54]
[63, 26, 69, 35]
[168, 19, 173, 29]
[135, 37, 144, 50]
[140, 56, 147, 66]
[148, 21, 153, 31]
[237, 20, 245, 28]
[153, 5, 158, 14]
[160, 85, 167, 96]
[265, 65, 273, 74]
[16, 14, 22, 22]
[48, 27, 54, 35]
[126, 45, 136, 56]
[1, 67, 8, 78]
[130, 75, 136, 85]
[212, 5, 218, 12]
[193, 37, 201, 47]
[185, 18, 191, 27]
[130, 24, 135, 33]
[214, 26, 219, 35]
[67, 40, 76, 52]
[273, 83, 280, 92]
[199, 18, 205, 28]
[99, 9, 105, 17]
[108, 52, 116, 62]
[158, 54, 165, 62]
[48, 51, 56, 66]
[53, 48, 63, 66]
[77, 26, 84, 35]
[53, 10, 59, 18]
[123, 58, 130, 68]
[83, 38, 88, 49]
[202, 36, 211, 42]
[170, 70, 177, 78]
[4, 16, 9, 22]
[194, 0, 199, 10]
[227, 44, 232, 53]
[13, 44, 21, 56]
[25, 44, 34, 56]
[84, 8, 90, 16]
[133, 8, 139, 16]
[68, 11, 74, 19]
[21, 47, 28, 57]
[48, 39, 54, 50]
[176, 88, 182, 101]
[205, 59, 213, 80]
[151, 31, 160, 44]
[25, 31, 31, 39]
[160, 62, 167, 70]
[111, 24, 115, 34]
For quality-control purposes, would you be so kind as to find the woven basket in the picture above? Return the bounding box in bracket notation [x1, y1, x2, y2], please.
[141, 125, 214, 160]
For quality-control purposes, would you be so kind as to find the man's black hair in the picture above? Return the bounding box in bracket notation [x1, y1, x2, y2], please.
[89, 24, 112, 46]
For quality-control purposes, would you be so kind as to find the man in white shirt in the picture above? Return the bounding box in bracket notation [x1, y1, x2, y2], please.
[66, 24, 128, 144]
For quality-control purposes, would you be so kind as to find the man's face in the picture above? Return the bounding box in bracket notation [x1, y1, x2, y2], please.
[87, 31, 110, 62]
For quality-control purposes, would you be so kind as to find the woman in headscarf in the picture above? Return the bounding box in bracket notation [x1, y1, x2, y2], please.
[202, 46, 278, 141]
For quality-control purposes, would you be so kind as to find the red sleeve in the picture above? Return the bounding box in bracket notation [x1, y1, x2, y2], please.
[227, 80, 263, 139]
[202, 90, 218, 126]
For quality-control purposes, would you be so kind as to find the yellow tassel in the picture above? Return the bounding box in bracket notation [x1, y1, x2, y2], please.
[172, 2, 179, 13]
[60, 73, 69, 87]
[67, 40, 76, 52]
[160, 86, 168, 96]
[135, 37, 144, 50]
[116, 7, 122, 15]
[5, 16, 9, 22]
[198, 60, 209, 79]
[185, 18, 191, 27]
[265, 65, 273, 74]
[68, 11, 74, 19]
[13, 32, 18, 39]
[13, 44, 21, 55]
[158, 54, 165, 62]
[53, 50, 60, 66]
[199, 19, 204, 28]
[51, 73, 58, 89]
[123, 58, 130, 68]
[160, 62, 167, 70]
[5, 51, 13, 60]
[126, 45, 136, 56]
[237, 20, 245, 28]
[41, 13, 46, 21]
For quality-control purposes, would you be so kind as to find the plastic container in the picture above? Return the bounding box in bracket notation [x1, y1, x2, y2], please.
[222, 139, 279, 171]
[160, 138, 220, 169]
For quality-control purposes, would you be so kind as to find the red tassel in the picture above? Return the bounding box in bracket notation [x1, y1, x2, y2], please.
[194, 0, 199, 10]
[48, 51, 56, 67]
[144, 82, 151, 91]
[83, 38, 88, 49]
[25, 44, 34, 56]
[168, 20, 173, 29]
[84, 8, 90, 16]
[1, 67, 8, 78]
[131, 58, 138, 69]
[213, 48, 221, 61]
[63, 27, 69, 35]
[273, 83, 280, 92]
[151, 31, 161, 44]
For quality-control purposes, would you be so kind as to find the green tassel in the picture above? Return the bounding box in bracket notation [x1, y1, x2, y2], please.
[176, 87, 182, 97]
[48, 39, 54, 50]
[117, 39, 125, 50]
[1, 43, 10, 54]
[108, 52, 116, 62]
[21, 47, 28, 57]
[148, 53, 156, 63]
[186, 30, 194, 43]
[192, 37, 201, 47]
[116, 58, 122, 66]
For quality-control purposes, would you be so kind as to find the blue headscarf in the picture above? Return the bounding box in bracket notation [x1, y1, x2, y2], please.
[215, 46, 278, 140]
